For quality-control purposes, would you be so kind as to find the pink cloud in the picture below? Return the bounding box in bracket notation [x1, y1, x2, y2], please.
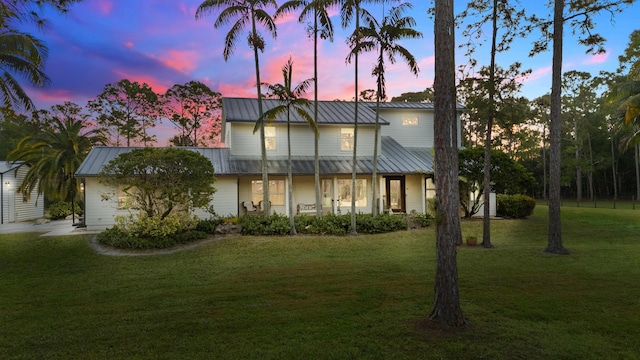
[31, 88, 77, 103]
[218, 81, 259, 98]
[583, 51, 609, 65]
[522, 65, 552, 83]
[123, 41, 134, 48]
[113, 70, 170, 93]
[160, 49, 199, 73]
[91, 0, 114, 15]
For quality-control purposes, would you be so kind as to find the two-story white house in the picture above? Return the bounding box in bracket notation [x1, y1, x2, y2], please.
[75, 97, 462, 230]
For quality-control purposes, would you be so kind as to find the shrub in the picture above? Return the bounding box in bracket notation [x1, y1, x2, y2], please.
[196, 218, 222, 234]
[48, 201, 72, 219]
[496, 194, 536, 218]
[99, 213, 207, 249]
[239, 211, 432, 236]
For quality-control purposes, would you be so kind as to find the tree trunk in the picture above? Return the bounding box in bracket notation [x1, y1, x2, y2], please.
[350, 1, 360, 236]
[545, 0, 568, 255]
[429, 0, 467, 327]
[371, 63, 382, 217]
[287, 115, 296, 235]
[314, 12, 322, 218]
[252, 12, 269, 218]
[482, 0, 499, 249]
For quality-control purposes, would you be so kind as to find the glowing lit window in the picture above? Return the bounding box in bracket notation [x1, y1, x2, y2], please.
[251, 180, 285, 206]
[341, 128, 354, 151]
[402, 116, 419, 126]
[265, 126, 276, 150]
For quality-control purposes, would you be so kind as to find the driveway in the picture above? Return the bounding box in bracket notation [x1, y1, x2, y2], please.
[0, 219, 99, 237]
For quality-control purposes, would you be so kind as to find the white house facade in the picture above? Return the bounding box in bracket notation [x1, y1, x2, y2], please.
[75, 98, 463, 230]
[0, 161, 44, 224]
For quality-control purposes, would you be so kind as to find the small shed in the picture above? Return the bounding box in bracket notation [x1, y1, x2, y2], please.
[0, 161, 44, 224]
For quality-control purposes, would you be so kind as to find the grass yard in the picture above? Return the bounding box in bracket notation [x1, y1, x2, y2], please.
[1, 205, 639, 359]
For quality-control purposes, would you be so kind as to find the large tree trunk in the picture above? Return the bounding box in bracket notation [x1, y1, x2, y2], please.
[252, 13, 269, 218]
[482, 0, 499, 248]
[350, 1, 360, 236]
[314, 12, 322, 218]
[287, 116, 296, 235]
[545, 0, 568, 255]
[429, 0, 467, 327]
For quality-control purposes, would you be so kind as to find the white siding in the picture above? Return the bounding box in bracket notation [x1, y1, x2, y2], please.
[1, 166, 44, 223]
[193, 177, 238, 218]
[379, 109, 434, 148]
[83, 177, 132, 230]
[230, 123, 377, 157]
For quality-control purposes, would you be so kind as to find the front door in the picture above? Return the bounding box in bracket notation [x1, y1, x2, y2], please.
[385, 176, 405, 213]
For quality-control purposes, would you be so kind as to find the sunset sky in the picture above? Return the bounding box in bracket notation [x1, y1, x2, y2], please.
[19, 0, 640, 144]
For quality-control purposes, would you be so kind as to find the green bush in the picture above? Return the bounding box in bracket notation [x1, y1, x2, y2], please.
[242, 212, 431, 236]
[196, 218, 222, 234]
[48, 201, 72, 219]
[98, 213, 207, 249]
[496, 194, 536, 218]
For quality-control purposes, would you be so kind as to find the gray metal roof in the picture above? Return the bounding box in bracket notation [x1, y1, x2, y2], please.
[373, 102, 466, 110]
[0, 161, 22, 174]
[222, 97, 390, 125]
[77, 141, 434, 178]
[75, 147, 232, 177]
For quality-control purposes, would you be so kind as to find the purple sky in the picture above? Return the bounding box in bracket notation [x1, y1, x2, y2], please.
[20, 0, 640, 144]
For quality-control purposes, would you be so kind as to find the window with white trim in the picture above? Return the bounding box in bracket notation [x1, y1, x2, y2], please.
[337, 179, 367, 207]
[402, 116, 419, 126]
[265, 126, 276, 150]
[340, 128, 354, 151]
[251, 180, 285, 206]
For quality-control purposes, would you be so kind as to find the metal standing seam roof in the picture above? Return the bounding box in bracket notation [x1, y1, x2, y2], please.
[75, 147, 232, 177]
[76, 141, 433, 178]
[222, 97, 390, 125]
[0, 161, 22, 174]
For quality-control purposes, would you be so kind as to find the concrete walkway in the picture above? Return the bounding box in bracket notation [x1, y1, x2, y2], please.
[0, 219, 100, 237]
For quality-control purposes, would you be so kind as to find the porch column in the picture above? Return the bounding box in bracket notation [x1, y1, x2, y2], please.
[421, 175, 427, 213]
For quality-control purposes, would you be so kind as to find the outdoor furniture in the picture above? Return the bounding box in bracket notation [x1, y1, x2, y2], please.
[242, 201, 260, 215]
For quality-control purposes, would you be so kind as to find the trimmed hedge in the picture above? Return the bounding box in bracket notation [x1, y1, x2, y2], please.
[496, 194, 536, 218]
[241, 212, 430, 236]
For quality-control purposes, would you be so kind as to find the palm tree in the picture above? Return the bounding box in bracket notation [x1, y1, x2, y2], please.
[258, 57, 317, 234]
[7, 102, 107, 202]
[196, 0, 278, 217]
[0, 28, 49, 111]
[348, 2, 422, 216]
[338, 0, 380, 235]
[275, 0, 335, 218]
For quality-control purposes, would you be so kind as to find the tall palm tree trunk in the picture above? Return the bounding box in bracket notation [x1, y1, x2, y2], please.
[287, 113, 296, 234]
[350, 2, 360, 236]
[314, 12, 322, 218]
[252, 14, 270, 217]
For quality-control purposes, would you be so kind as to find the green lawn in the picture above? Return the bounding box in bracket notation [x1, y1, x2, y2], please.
[1, 206, 639, 359]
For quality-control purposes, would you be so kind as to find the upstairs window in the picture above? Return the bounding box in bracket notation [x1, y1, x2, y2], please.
[340, 128, 354, 151]
[265, 126, 276, 150]
[402, 116, 419, 126]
